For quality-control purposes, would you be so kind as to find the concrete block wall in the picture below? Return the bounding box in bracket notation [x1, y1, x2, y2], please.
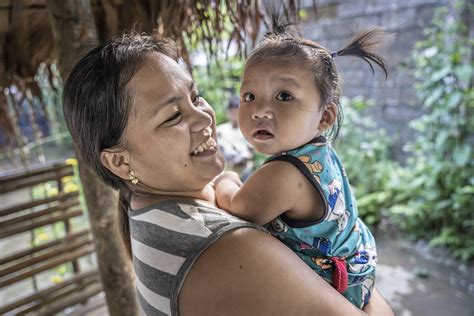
[299, 0, 455, 161]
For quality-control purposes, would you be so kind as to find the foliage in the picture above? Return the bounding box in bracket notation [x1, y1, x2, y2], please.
[334, 97, 401, 226]
[159, 0, 301, 66]
[391, 3, 474, 262]
[192, 55, 244, 124]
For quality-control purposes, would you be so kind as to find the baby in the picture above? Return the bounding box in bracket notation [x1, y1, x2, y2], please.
[215, 25, 390, 308]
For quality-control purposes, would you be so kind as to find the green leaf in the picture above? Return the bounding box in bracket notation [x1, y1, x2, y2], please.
[446, 91, 463, 109]
[422, 46, 438, 58]
[434, 199, 451, 210]
[453, 144, 471, 166]
[424, 87, 444, 107]
[430, 66, 451, 82]
[454, 65, 473, 86]
[435, 131, 449, 150]
[451, 51, 462, 64]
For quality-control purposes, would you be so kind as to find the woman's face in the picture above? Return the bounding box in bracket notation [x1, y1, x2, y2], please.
[123, 52, 224, 194]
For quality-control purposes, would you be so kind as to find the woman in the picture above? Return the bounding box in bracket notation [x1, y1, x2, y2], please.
[63, 33, 393, 315]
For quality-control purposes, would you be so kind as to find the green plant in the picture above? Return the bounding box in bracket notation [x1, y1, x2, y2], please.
[192, 55, 244, 124]
[334, 97, 400, 226]
[184, 2, 245, 124]
[392, 2, 474, 261]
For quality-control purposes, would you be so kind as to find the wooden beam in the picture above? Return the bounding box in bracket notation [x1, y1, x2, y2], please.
[0, 208, 83, 238]
[0, 169, 74, 194]
[17, 277, 101, 315]
[0, 197, 80, 228]
[0, 244, 95, 287]
[0, 233, 92, 276]
[0, 269, 99, 314]
[0, 229, 89, 265]
[37, 283, 103, 315]
[0, 191, 78, 217]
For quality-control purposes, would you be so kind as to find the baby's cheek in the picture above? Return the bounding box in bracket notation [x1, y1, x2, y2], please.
[240, 121, 252, 137]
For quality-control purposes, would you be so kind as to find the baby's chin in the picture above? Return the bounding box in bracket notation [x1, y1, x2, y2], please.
[250, 142, 282, 156]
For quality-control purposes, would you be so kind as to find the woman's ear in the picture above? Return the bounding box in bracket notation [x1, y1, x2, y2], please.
[100, 149, 130, 180]
[318, 103, 338, 132]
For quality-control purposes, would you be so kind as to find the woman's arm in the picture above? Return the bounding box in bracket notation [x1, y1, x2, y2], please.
[179, 228, 369, 315]
[363, 287, 394, 316]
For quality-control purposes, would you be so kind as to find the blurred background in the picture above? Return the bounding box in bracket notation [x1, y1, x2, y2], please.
[0, 0, 472, 315]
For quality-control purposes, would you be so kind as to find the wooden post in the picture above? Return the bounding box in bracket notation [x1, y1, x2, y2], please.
[46, 1, 139, 315]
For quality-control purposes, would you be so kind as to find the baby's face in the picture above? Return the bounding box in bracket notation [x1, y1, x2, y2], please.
[239, 59, 324, 155]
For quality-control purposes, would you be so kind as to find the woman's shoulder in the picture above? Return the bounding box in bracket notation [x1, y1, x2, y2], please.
[129, 197, 261, 230]
[128, 198, 265, 315]
[179, 227, 365, 315]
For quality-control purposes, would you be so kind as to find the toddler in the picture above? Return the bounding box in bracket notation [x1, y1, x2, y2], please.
[215, 25, 390, 308]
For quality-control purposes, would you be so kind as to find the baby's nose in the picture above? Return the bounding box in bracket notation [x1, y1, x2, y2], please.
[251, 102, 273, 120]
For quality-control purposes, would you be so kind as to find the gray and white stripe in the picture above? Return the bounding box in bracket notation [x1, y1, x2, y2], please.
[129, 201, 262, 315]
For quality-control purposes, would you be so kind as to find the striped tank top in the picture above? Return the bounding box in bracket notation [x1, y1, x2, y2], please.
[128, 198, 262, 315]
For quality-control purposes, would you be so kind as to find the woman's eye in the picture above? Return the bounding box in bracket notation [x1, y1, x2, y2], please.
[165, 111, 181, 123]
[243, 93, 255, 102]
[193, 94, 202, 106]
[276, 91, 293, 101]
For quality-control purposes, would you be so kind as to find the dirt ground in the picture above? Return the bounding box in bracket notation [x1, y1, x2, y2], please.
[375, 229, 474, 316]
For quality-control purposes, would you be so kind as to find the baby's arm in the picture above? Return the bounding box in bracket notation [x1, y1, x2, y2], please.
[215, 161, 304, 224]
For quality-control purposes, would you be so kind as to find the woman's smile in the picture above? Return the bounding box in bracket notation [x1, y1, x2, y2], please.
[191, 137, 218, 156]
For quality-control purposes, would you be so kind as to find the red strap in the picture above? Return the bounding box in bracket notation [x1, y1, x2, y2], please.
[330, 257, 348, 293]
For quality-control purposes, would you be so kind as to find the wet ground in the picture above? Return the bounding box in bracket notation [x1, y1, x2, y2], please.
[375, 229, 474, 316]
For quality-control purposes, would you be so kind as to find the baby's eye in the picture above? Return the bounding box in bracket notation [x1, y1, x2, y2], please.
[242, 93, 255, 102]
[276, 91, 293, 101]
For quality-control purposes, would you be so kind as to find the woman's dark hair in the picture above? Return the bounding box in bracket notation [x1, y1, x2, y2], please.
[245, 24, 390, 141]
[63, 32, 179, 256]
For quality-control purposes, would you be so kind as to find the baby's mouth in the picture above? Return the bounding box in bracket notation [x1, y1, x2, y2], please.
[253, 129, 274, 140]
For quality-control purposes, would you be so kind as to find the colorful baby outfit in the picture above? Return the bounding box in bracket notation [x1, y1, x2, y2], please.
[265, 136, 377, 308]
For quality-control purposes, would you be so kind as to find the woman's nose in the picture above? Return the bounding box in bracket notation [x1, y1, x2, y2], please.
[251, 101, 273, 120]
[190, 105, 212, 133]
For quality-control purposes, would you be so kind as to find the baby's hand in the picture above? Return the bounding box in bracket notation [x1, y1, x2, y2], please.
[213, 171, 242, 210]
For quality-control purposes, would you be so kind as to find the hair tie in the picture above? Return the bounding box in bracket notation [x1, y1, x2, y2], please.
[330, 51, 340, 58]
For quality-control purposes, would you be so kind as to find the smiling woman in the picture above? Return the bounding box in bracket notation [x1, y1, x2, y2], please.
[62, 32, 392, 315]
[104, 52, 224, 197]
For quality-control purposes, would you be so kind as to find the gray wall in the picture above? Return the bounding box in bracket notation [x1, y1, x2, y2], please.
[300, 0, 453, 161]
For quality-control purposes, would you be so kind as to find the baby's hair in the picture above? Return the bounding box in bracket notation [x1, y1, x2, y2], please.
[245, 22, 391, 141]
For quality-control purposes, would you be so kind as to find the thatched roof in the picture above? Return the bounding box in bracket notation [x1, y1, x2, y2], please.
[0, 0, 306, 148]
[0, 0, 306, 84]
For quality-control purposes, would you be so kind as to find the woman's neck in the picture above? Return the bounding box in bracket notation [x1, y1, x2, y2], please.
[131, 183, 216, 210]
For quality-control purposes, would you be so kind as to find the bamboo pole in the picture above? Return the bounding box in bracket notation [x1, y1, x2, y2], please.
[46, 1, 138, 315]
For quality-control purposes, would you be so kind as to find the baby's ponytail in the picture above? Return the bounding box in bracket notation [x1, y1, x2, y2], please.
[331, 27, 392, 78]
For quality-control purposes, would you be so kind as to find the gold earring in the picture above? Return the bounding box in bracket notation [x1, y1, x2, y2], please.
[128, 170, 139, 184]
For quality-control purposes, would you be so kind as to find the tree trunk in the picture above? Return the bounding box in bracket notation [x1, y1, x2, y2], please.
[47, 1, 139, 315]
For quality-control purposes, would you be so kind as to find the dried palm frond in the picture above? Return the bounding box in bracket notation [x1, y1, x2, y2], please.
[1, 0, 311, 139]
[98, 0, 306, 65]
